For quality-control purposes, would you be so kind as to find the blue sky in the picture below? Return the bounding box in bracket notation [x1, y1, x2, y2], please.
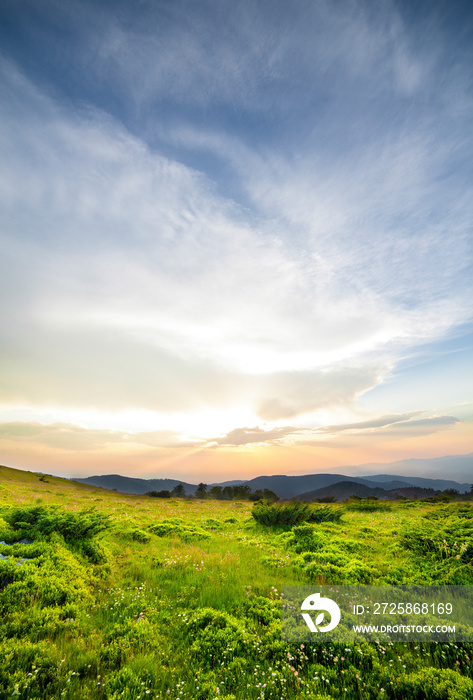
[0, 0, 472, 480]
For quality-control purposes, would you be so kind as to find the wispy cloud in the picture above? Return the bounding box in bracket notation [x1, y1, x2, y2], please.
[0, 422, 200, 452]
[0, 412, 458, 455]
[316, 413, 426, 433]
[315, 413, 461, 437]
[0, 0, 472, 476]
[211, 425, 300, 446]
[380, 416, 461, 437]
[0, 49, 471, 428]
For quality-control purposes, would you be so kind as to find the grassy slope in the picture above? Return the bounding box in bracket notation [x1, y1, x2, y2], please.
[0, 464, 472, 700]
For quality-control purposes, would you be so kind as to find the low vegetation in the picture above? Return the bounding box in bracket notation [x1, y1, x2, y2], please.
[251, 500, 342, 526]
[0, 464, 472, 699]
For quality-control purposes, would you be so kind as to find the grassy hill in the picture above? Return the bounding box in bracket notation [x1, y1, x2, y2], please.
[1, 464, 472, 699]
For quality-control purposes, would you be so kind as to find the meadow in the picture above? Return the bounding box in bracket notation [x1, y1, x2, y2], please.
[0, 464, 472, 699]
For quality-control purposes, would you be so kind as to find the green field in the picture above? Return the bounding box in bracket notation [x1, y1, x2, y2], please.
[0, 464, 472, 699]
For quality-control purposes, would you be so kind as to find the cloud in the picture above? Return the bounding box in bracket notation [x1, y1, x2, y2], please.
[310, 414, 461, 441]
[0, 422, 122, 451]
[317, 412, 426, 433]
[0, 59, 398, 423]
[0, 421, 201, 452]
[209, 413, 463, 449]
[211, 425, 300, 446]
[255, 365, 386, 420]
[0, 0, 472, 442]
[294, 415, 463, 450]
[381, 415, 461, 437]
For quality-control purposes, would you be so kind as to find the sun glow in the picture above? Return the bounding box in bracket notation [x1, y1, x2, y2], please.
[0, 404, 262, 440]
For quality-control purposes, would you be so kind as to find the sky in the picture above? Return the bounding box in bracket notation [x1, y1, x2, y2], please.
[0, 0, 472, 482]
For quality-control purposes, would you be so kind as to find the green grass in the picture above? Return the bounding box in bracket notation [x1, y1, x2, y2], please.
[0, 464, 472, 699]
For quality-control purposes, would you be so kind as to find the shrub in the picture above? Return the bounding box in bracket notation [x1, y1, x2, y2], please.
[307, 505, 343, 523]
[0, 543, 94, 607]
[0, 639, 58, 699]
[3, 505, 110, 542]
[304, 561, 341, 582]
[277, 524, 325, 553]
[186, 608, 249, 668]
[78, 538, 110, 563]
[243, 596, 279, 626]
[303, 556, 377, 584]
[104, 666, 157, 700]
[340, 559, 376, 583]
[201, 518, 222, 531]
[394, 667, 473, 699]
[252, 501, 342, 526]
[149, 518, 210, 541]
[252, 501, 312, 526]
[306, 546, 351, 566]
[130, 529, 151, 543]
[0, 516, 16, 543]
[400, 507, 473, 563]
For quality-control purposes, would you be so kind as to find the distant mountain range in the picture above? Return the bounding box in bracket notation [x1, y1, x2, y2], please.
[72, 474, 197, 495]
[296, 481, 442, 502]
[72, 452, 472, 499]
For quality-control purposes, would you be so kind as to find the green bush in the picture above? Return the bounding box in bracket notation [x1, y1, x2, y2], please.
[149, 517, 210, 541]
[118, 528, 152, 543]
[306, 505, 343, 523]
[186, 608, 250, 669]
[0, 638, 58, 699]
[0, 543, 94, 608]
[243, 596, 279, 626]
[201, 517, 222, 531]
[306, 546, 351, 566]
[400, 507, 473, 562]
[277, 524, 325, 552]
[3, 505, 110, 542]
[252, 500, 311, 525]
[0, 516, 15, 543]
[79, 538, 110, 563]
[394, 667, 473, 699]
[345, 499, 391, 512]
[0, 540, 47, 560]
[104, 666, 157, 700]
[252, 501, 343, 526]
[304, 560, 342, 582]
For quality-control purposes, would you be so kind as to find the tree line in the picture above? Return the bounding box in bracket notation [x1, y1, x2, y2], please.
[146, 483, 278, 501]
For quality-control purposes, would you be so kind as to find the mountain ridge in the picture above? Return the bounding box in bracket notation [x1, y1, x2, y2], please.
[296, 480, 442, 502]
[71, 452, 472, 497]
